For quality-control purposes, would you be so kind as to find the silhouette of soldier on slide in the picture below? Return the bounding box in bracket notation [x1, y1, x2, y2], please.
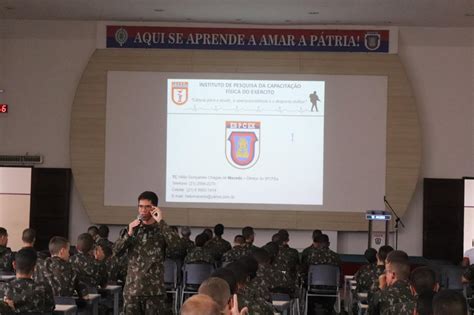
[309, 91, 320, 112]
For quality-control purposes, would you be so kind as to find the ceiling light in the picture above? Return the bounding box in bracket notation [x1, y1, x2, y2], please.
[465, 13, 474, 17]
[154, 9, 164, 12]
[4, 6, 15, 10]
[308, 11, 319, 15]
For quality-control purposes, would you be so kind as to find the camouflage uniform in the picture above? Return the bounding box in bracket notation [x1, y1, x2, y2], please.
[306, 247, 341, 268]
[273, 245, 300, 275]
[184, 247, 215, 264]
[354, 263, 379, 293]
[237, 285, 275, 315]
[369, 279, 415, 315]
[70, 252, 108, 291]
[301, 244, 317, 266]
[34, 256, 87, 297]
[0, 301, 14, 315]
[249, 264, 291, 301]
[96, 237, 114, 249]
[105, 254, 127, 284]
[0, 245, 13, 273]
[114, 220, 180, 315]
[182, 238, 195, 254]
[165, 238, 188, 260]
[205, 237, 232, 261]
[385, 299, 416, 315]
[222, 245, 253, 263]
[0, 278, 55, 314]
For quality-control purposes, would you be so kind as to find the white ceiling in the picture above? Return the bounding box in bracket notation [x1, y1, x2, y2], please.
[0, 0, 473, 27]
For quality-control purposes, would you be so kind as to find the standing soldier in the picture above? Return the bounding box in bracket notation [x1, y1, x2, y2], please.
[114, 191, 180, 315]
[205, 224, 232, 262]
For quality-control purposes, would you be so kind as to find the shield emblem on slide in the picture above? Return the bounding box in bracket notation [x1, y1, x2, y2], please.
[171, 81, 189, 105]
[364, 32, 381, 51]
[225, 121, 260, 169]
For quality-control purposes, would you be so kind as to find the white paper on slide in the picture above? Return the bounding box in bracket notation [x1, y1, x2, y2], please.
[166, 79, 324, 205]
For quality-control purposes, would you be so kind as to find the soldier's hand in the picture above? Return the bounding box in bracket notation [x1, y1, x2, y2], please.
[128, 219, 141, 236]
[3, 297, 14, 310]
[378, 274, 387, 289]
[151, 206, 163, 223]
[231, 294, 248, 315]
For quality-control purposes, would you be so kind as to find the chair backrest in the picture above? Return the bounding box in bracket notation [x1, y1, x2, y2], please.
[183, 263, 214, 286]
[164, 258, 178, 286]
[307, 264, 340, 288]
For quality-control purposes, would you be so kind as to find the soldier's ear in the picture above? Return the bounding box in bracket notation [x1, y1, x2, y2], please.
[12, 260, 16, 272]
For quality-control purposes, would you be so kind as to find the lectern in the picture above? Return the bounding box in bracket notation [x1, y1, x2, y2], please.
[366, 210, 391, 248]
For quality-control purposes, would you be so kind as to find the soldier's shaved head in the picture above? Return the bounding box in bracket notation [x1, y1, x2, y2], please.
[180, 294, 221, 315]
[198, 277, 231, 312]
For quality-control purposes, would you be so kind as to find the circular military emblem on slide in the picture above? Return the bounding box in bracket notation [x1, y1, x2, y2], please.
[225, 121, 261, 169]
[115, 27, 128, 47]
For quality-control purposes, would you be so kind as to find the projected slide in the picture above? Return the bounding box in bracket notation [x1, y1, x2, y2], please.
[166, 79, 325, 205]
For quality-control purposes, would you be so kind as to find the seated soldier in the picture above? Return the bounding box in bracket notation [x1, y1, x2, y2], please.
[249, 247, 290, 301]
[228, 259, 274, 315]
[87, 226, 99, 242]
[0, 247, 55, 314]
[305, 234, 341, 315]
[0, 227, 13, 273]
[166, 226, 188, 260]
[34, 236, 88, 298]
[433, 289, 467, 315]
[261, 239, 280, 264]
[96, 239, 127, 284]
[222, 235, 246, 263]
[301, 229, 322, 266]
[366, 245, 394, 310]
[369, 250, 415, 315]
[305, 234, 341, 269]
[241, 226, 259, 253]
[388, 266, 439, 315]
[199, 277, 249, 315]
[410, 266, 439, 295]
[211, 267, 238, 295]
[97, 224, 114, 248]
[70, 233, 108, 292]
[184, 233, 215, 264]
[180, 293, 221, 315]
[272, 230, 300, 282]
[21, 228, 36, 249]
[181, 226, 195, 254]
[354, 248, 378, 293]
[205, 224, 232, 262]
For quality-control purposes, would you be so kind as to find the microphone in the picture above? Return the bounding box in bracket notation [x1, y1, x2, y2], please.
[133, 214, 144, 236]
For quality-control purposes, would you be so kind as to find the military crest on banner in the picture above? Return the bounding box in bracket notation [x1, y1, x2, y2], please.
[225, 121, 260, 169]
[171, 81, 189, 105]
[364, 32, 381, 51]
